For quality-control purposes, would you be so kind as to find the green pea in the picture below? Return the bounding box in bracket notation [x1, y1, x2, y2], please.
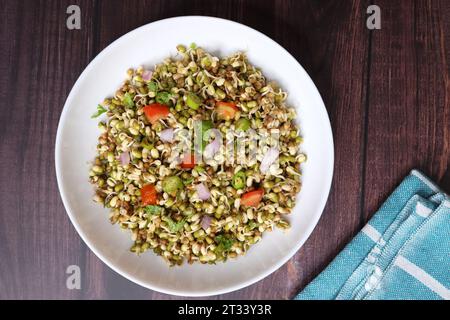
[162, 176, 183, 196]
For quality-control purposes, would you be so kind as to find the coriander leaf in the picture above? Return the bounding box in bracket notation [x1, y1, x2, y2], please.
[194, 165, 205, 173]
[144, 205, 162, 215]
[162, 216, 186, 233]
[156, 91, 171, 105]
[214, 234, 235, 254]
[91, 104, 107, 119]
[148, 81, 158, 93]
[183, 177, 194, 186]
[123, 92, 135, 108]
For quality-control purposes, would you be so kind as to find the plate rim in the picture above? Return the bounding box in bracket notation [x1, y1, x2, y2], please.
[55, 15, 334, 297]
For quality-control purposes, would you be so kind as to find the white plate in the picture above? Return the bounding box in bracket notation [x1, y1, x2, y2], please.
[55, 16, 334, 297]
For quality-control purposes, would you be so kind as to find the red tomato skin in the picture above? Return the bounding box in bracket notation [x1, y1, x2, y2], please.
[141, 184, 157, 205]
[216, 101, 238, 120]
[180, 153, 196, 169]
[143, 103, 170, 124]
[216, 101, 237, 108]
[240, 189, 264, 207]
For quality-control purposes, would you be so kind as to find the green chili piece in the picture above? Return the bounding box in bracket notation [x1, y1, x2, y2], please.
[232, 171, 246, 189]
[186, 92, 203, 110]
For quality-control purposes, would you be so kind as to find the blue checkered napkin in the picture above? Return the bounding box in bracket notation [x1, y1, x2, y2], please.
[295, 170, 450, 300]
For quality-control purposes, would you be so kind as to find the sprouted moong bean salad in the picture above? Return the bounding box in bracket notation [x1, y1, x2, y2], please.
[89, 43, 306, 266]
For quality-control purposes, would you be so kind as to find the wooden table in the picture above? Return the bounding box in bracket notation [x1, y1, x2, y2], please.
[1, 0, 449, 299]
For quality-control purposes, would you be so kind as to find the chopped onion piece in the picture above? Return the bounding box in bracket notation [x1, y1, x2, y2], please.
[203, 129, 222, 159]
[260, 147, 279, 173]
[142, 70, 153, 81]
[204, 139, 220, 158]
[119, 151, 130, 166]
[201, 215, 212, 230]
[159, 128, 174, 142]
[196, 183, 211, 200]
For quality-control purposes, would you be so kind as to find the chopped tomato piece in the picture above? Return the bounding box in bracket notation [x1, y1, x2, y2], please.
[141, 184, 157, 205]
[180, 153, 196, 169]
[143, 103, 170, 124]
[240, 189, 264, 207]
[216, 101, 238, 120]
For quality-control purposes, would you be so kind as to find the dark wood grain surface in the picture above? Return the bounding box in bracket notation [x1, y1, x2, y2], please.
[0, 0, 448, 300]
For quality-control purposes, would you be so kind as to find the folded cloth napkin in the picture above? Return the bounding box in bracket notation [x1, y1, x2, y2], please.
[296, 169, 450, 300]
